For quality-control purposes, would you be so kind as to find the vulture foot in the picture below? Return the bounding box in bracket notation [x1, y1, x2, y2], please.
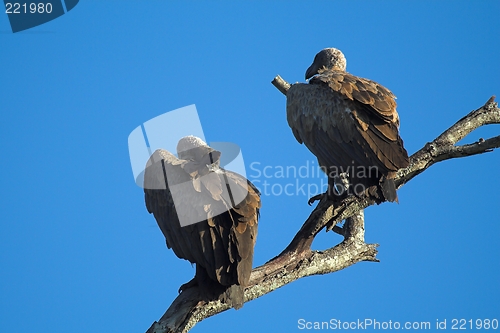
[178, 277, 198, 293]
[308, 193, 325, 205]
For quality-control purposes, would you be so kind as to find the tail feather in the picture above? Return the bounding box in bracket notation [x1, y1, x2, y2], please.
[195, 265, 246, 309]
[224, 284, 245, 310]
[381, 177, 398, 203]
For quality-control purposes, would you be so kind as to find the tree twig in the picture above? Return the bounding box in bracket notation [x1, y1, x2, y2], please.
[271, 75, 291, 95]
[145, 78, 499, 333]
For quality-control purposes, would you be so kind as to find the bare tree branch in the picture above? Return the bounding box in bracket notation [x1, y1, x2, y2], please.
[145, 77, 499, 333]
[271, 75, 291, 95]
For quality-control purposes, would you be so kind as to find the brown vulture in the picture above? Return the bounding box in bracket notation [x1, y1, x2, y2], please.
[143, 135, 260, 309]
[287, 48, 409, 203]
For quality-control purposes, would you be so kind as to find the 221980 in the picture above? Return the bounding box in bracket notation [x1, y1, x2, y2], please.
[451, 319, 498, 330]
[5, 2, 53, 14]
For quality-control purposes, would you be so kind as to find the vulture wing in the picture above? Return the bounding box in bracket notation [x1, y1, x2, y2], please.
[143, 149, 260, 292]
[287, 69, 409, 176]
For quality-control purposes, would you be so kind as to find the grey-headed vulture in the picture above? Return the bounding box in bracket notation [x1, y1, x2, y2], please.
[143, 136, 260, 309]
[287, 48, 409, 203]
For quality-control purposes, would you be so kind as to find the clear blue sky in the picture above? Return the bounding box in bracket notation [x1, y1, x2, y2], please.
[1, 1, 499, 332]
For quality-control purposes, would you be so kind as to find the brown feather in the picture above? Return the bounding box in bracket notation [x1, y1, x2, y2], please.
[143, 144, 260, 309]
[287, 51, 409, 202]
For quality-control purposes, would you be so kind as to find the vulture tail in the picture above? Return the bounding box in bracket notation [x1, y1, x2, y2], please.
[224, 284, 245, 310]
[381, 177, 398, 203]
[195, 265, 245, 309]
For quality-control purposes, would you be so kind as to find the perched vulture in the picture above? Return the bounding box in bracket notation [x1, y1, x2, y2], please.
[143, 136, 260, 309]
[287, 48, 409, 203]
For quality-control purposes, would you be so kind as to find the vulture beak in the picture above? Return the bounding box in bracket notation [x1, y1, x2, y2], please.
[305, 62, 319, 80]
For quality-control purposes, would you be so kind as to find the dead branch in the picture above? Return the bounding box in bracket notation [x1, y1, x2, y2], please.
[145, 77, 499, 333]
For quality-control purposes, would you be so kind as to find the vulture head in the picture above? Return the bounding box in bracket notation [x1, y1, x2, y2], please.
[176, 135, 221, 171]
[305, 48, 347, 80]
[176, 135, 209, 159]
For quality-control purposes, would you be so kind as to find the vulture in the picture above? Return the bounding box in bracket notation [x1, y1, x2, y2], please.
[143, 135, 260, 309]
[287, 48, 409, 203]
